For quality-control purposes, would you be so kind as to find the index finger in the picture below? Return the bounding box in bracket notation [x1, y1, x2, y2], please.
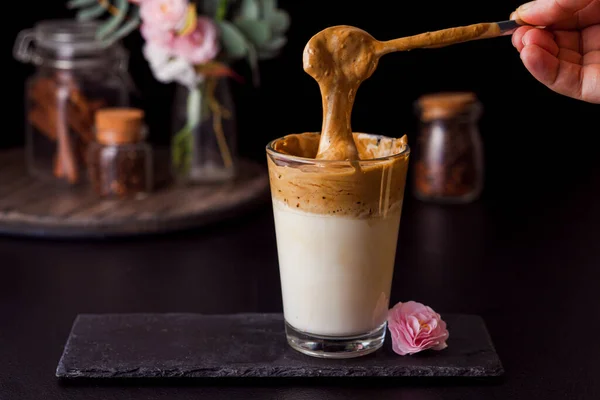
[520, 44, 600, 103]
[514, 0, 596, 27]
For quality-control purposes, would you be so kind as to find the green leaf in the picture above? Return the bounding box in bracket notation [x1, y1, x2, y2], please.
[67, 0, 97, 9]
[77, 4, 107, 21]
[239, 0, 259, 20]
[268, 10, 290, 35]
[257, 36, 286, 59]
[217, 20, 249, 60]
[234, 19, 271, 47]
[261, 36, 286, 51]
[258, 0, 276, 19]
[96, 0, 128, 40]
[106, 9, 140, 43]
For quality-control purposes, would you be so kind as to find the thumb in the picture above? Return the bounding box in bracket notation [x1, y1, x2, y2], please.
[514, 0, 595, 26]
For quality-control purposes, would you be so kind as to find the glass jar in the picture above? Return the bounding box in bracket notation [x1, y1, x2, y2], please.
[412, 92, 484, 203]
[171, 77, 237, 184]
[13, 19, 132, 186]
[88, 108, 153, 198]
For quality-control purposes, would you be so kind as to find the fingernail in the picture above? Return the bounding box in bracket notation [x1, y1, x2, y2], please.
[517, 1, 535, 12]
[510, 11, 517, 20]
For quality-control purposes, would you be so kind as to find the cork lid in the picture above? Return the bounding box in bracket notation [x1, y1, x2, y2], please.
[95, 108, 145, 145]
[416, 92, 479, 121]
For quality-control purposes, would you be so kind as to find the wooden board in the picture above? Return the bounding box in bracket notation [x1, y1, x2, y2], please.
[0, 149, 269, 238]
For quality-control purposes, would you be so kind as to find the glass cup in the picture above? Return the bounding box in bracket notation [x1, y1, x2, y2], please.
[266, 132, 410, 358]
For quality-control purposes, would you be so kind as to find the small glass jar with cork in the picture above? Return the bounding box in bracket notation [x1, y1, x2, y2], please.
[88, 108, 153, 198]
[412, 92, 484, 204]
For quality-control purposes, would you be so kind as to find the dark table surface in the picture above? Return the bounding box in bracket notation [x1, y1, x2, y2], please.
[2, 159, 600, 400]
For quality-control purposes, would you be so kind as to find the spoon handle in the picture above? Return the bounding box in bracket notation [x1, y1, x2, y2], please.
[376, 19, 529, 55]
[497, 19, 526, 35]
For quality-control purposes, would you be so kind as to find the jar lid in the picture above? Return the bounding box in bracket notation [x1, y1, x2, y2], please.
[13, 19, 127, 69]
[95, 108, 145, 145]
[416, 92, 479, 121]
[35, 20, 108, 55]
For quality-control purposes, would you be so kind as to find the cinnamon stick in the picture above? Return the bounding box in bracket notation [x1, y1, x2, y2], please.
[27, 74, 105, 183]
[55, 86, 78, 184]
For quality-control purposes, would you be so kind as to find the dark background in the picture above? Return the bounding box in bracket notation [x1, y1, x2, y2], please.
[3, 3, 600, 399]
[4, 0, 598, 199]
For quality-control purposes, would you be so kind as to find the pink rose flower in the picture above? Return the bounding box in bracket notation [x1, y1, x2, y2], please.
[139, 0, 188, 32]
[388, 301, 449, 356]
[140, 23, 175, 46]
[172, 16, 220, 64]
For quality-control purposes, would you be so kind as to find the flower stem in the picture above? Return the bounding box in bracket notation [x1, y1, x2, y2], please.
[215, 0, 228, 21]
[187, 86, 202, 129]
[171, 86, 201, 175]
[205, 77, 234, 170]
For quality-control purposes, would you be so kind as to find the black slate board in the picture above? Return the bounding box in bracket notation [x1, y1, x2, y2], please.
[56, 313, 503, 379]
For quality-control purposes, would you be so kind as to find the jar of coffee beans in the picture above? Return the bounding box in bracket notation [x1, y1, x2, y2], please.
[88, 108, 153, 198]
[412, 92, 484, 203]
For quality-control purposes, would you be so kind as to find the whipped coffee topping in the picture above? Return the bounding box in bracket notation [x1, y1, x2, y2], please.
[303, 26, 380, 161]
[303, 23, 499, 161]
[269, 24, 498, 215]
[268, 132, 409, 218]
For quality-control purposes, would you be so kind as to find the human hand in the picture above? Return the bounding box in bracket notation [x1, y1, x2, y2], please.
[510, 0, 600, 103]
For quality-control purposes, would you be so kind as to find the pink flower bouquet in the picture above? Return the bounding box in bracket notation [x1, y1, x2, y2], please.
[67, 0, 290, 177]
[68, 0, 290, 88]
